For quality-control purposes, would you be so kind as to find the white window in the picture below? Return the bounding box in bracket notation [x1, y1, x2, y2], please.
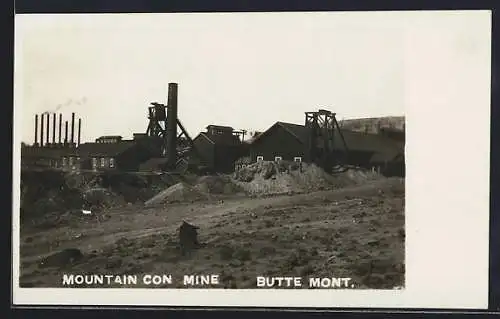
[109, 158, 115, 168]
[62, 157, 67, 167]
[256, 156, 264, 162]
[92, 157, 98, 169]
[274, 156, 282, 162]
[294, 157, 302, 163]
[69, 157, 74, 166]
[100, 158, 106, 167]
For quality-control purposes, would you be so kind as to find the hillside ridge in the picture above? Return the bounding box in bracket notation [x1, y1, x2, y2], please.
[339, 116, 405, 134]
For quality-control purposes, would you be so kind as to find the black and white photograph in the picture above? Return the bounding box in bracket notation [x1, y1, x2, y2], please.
[12, 10, 491, 309]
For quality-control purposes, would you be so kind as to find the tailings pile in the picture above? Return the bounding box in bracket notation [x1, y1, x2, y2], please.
[192, 175, 243, 195]
[232, 161, 381, 196]
[144, 182, 209, 206]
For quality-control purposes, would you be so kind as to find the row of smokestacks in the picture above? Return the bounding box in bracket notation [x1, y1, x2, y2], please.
[34, 112, 81, 147]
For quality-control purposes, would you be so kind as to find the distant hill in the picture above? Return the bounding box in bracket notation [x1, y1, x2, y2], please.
[339, 116, 405, 134]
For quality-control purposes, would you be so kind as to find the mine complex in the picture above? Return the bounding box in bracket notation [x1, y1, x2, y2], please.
[21, 83, 405, 177]
[20, 83, 406, 290]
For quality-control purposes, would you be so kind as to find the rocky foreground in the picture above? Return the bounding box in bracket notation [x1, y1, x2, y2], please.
[19, 167, 405, 289]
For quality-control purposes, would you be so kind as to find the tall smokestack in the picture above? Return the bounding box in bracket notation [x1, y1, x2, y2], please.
[166, 83, 178, 169]
[40, 114, 44, 147]
[71, 112, 75, 146]
[78, 118, 81, 147]
[58, 114, 62, 144]
[34, 114, 38, 146]
[45, 113, 49, 145]
[65, 121, 68, 145]
[52, 113, 56, 144]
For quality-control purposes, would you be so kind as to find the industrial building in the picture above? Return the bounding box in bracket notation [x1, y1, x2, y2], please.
[378, 127, 405, 143]
[248, 110, 405, 176]
[21, 112, 82, 170]
[21, 83, 405, 177]
[65, 138, 157, 172]
[22, 83, 190, 173]
[248, 122, 309, 164]
[192, 125, 248, 173]
[21, 147, 71, 170]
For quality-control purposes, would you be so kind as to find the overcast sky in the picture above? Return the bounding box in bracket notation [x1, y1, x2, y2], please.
[14, 11, 487, 143]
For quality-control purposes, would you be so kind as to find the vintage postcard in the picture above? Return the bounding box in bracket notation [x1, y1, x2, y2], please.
[12, 11, 491, 308]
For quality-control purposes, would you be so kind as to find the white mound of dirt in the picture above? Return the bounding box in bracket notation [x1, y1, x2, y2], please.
[193, 175, 242, 195]
[232, 161, 382, 196]
[234, 173, 299, 195]
[145, 182, 208, 206]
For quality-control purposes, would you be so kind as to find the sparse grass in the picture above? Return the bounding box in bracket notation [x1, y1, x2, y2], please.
[283, 248, 314, 270]
[338, 226, 349, 234]
[299, 264, 315, 276]
[20, 177, 404, 289]
[370, 219, 382, 227]
[105, 258, 122, 270]
[233, 248, 252, 262]
[318, 236, 332, 245]
[263, 220, 274, 228]
[367, 240, 379, 248]
[309, 247, 319, 257]
[258, 246, 276, 257]
[218, 245, 235, 260]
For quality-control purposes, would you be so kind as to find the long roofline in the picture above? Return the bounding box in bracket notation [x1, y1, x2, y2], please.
[249, 121, 306, 145]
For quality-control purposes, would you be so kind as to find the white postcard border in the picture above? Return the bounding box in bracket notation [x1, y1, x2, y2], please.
[12, 10, 492, 309]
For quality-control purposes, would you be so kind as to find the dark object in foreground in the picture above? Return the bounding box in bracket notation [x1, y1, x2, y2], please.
[179, 221, 200, 255]
[38, 248, 83, 268]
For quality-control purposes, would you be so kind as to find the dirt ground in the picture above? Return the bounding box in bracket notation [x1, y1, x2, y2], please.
[19, 176, 405, 289]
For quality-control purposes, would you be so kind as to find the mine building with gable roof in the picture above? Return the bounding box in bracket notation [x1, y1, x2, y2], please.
[192, 125, 249, 173]
[248, 120, 405, 177]
[66, 135, 160, 172]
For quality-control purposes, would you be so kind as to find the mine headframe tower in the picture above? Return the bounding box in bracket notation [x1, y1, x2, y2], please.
[305, 109, 349, 172]
[146, 83, 204, 171]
